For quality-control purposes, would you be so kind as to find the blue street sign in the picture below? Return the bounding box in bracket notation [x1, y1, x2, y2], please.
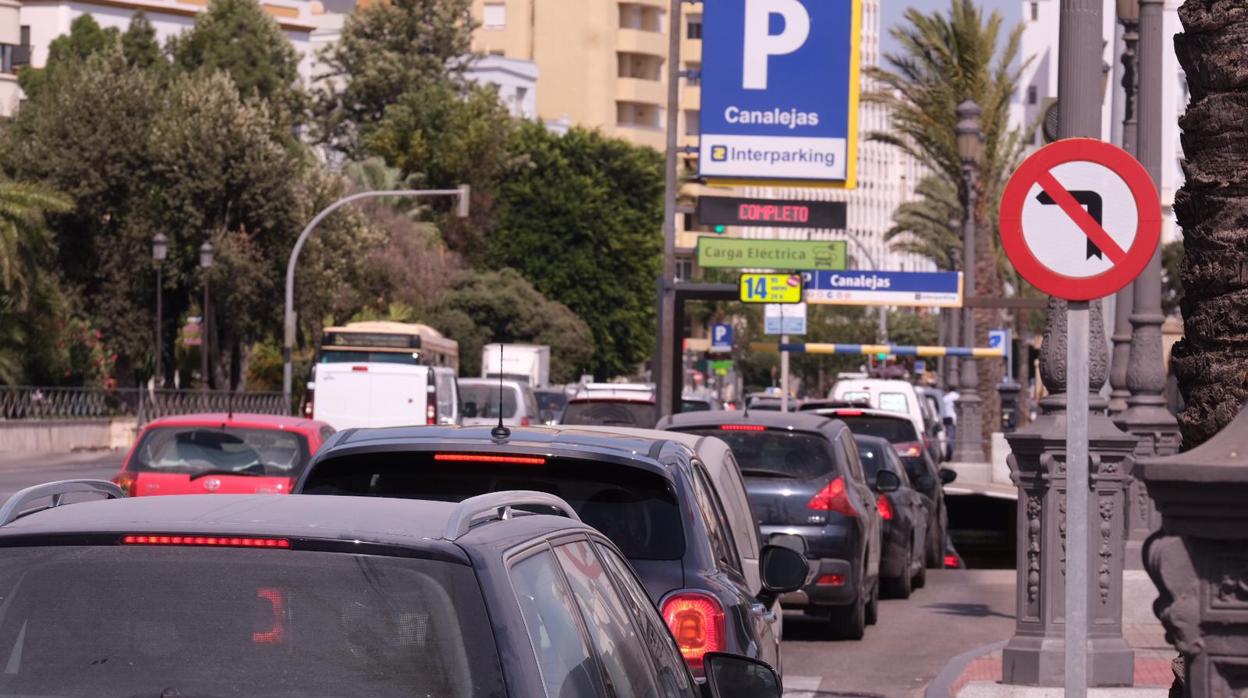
[988, 330, 1008, 350]
[711, 323, 734, 353]
[802, 270, 963, 308]
[914, 359, 927, 374]
[699, 0, 861, 185]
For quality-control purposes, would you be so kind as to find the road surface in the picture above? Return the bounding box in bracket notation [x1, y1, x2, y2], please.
[0, 450, 124, 500]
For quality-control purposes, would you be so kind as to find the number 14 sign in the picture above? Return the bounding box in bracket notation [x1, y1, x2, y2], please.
[739, 273, 803, 304]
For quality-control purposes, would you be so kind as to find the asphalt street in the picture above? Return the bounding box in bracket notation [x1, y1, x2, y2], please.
[0, 450, 1017, 697]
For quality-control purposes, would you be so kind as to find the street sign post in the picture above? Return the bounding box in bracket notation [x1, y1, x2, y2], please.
[764, 303, 807, 335]
[711, 323, 734, 353]
[739, 273, 803, 304]
[696, 196, 848, 229]
[698, 0, 861, 185]
[999, 138, 1160, 698]
[802, 270, 963, 307]
[699, 238, 848, 271]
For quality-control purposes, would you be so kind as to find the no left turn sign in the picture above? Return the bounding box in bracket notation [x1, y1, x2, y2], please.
[999, 138, 1160, 301]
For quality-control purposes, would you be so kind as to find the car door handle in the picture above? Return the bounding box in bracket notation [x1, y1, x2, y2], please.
[752, 603, 777, 623]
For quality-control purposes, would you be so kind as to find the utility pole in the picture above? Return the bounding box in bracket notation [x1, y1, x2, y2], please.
[655, 0, 683, 418]
[952, 100, 986, 464]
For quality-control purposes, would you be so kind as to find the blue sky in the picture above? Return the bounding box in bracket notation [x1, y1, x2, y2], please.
[879, 0, 1021, 59]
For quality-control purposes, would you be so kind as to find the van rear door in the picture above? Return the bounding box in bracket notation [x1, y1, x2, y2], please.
[313, 363, 428, 429]
[366, 364, 430, 427]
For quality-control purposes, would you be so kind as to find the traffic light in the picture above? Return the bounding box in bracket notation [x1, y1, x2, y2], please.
[714, 224, 727, 234]
[877, 352, 888, 361]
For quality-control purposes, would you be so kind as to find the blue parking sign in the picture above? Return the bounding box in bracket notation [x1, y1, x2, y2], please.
[988, 330, 1008, 350]
[699, 0, 861, 185]
[711, 323, 734, 353]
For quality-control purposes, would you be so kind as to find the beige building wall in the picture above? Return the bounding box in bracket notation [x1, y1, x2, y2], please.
[0, 0, 22, 117]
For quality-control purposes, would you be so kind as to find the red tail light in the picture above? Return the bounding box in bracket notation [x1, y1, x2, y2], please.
[351, 365, 368, 372]
[816, 574, 844, 586]
[520, 416, 530, 427]
[807, 477, 857, 517]
[426, 401, 437, 425]
[876, 494, 894, 521]
[112, 471, 137, 497]
[834, 409, 863, 416]
[122, 535, 290, 548]
[433, 453, 546, 465]
[944, 554, 961, 568]
[893, 442, 925, 458]
[662, 592, 725, 671]
[720, 424, 765, 431]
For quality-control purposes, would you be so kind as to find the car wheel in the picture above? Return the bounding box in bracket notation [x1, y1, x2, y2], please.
[865, 579, 880, 625]
[926, 522, 946, 568]
[913, 559, 928, 589]
[882, 550, 913, 599]
[828, 590, 866, 641]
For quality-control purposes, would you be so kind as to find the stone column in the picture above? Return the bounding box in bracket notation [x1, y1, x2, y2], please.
[1003, 299, 1139, 686]
[1107, 16, 1138, 418]
[1140, 408, 1248, 697]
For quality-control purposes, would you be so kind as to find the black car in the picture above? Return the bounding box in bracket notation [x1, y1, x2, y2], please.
[657, 411, 898, 641]
[853, 434, 930, 598]
[0, 480, 794, 698]
[814, 406, 957, 569]
[293, 425, 806, 674]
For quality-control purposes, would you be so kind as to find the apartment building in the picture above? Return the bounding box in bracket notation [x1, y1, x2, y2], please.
[1014, 0, 1186, 243]
[0, 0, 27, 116]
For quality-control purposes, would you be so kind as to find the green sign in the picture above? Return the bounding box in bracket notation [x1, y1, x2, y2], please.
[709, 360, 733, 376]
[697, 237, 848, 271]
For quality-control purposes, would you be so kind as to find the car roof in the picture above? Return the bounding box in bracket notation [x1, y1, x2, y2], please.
[143, 413, 327, 431]
[584, 426, 732, 473]
[658, 409, 842, 434]
[808, 406, 913, 421]
[0, 493, 591, 562]
[833, 378, 921, 392]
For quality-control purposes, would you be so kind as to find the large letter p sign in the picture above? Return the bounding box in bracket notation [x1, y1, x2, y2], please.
[742, 0, 810, 90]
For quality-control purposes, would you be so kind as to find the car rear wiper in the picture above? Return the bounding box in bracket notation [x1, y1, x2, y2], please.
[738, 468, 797, 479]
[187, 469, 264, 481]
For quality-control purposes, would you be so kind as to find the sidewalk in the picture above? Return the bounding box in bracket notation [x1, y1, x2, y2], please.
[936, 571, 1175, 697]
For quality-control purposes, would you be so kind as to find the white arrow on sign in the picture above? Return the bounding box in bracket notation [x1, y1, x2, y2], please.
[1020, 161, 1139, 280]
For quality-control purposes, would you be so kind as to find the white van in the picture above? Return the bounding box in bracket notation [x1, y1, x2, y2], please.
[829, 378, 935, 460]
[310, 363, 460, 430]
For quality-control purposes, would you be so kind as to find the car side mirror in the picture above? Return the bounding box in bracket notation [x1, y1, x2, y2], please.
[874, 469, 901, 493]
[701, 652, 782, 698]
[940, 468, 958, 485]
[759, 544, 808, 595]
[767, 533, 808, 556]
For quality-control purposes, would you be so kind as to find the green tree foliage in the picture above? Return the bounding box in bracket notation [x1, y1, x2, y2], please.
[17, 15, 119, 98]
[490, 123, 663, 379]
[314, 0, 476, 155]
[885, 175, 962, 270]
[0, 180, 72, 303]
[169, 0, 306, 127]
[426, 269, 593, 382]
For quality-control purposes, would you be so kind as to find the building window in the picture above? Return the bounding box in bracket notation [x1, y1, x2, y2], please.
[686, 14, 703, 40]
[684, 110, 700, 136]
[1030, 2, 1038, 20]
[676, 257, 694, 282]
[483, 3, 506, 29]
[1027, 86, 1038, 105]
[618, 52, 662, 81]
[617, 101, 661, 129]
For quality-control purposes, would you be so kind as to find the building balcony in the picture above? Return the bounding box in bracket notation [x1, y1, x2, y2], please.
[681, 39, 701, 64]
[614, 123, 665, 150]
[619, 0, 668, 10]
[616, 77, 666, 107]
[617, 27, 667, 58]
[681, 83, 699, 110]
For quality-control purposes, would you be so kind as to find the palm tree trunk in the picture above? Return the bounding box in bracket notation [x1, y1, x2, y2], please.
[1168, 0, 1248, 448]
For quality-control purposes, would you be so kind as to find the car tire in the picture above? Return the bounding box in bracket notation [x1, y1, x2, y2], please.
[828, 591, 866, 641]
[865, 579, 880, 625]
[926, 523, 946, 569]
[882, 551, 914, 599]
[913, 559, 928, 589]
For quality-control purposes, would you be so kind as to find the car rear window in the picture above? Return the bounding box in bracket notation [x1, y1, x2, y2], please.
[837, 415, 919, 443]
[301, 453, 685, 561]
[131, 427, 311, 478]
[560, 400, 657, 427]
[461, 384, 518, 419]
[854, 438, 888, 482]
[535, 391, 568, 414]
[0, 546, 504, 697]
[676, 428, 835, 480]
[320, 350, 421, 365]
[680, 399, 711, 412]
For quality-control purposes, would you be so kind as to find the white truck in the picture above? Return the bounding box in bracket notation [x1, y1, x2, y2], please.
[481, 344, 550, 388]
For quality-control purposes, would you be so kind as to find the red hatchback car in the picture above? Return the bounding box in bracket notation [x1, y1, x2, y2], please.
[113, 414, 335, 497]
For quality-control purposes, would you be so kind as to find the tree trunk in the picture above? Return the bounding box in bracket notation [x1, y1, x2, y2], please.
[1168, 0, 1248, 448]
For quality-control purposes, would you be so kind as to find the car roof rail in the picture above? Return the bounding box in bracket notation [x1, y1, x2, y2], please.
[444, 490, 581, 541]
[0, 479, 126, 527]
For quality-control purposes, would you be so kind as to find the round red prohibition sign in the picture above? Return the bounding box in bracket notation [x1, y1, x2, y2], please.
[999, 138, 1161, 301]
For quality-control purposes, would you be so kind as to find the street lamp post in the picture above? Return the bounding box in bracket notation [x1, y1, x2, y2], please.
[199, 240, 215, 390]
[282, 187, 471, 404]
[952, 99, 986, 464]
[1108, 0, 1140, 417]
[151, 233, 168, 389]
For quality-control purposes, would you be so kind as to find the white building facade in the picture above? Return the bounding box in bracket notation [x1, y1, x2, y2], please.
[463, 54, 538, 119]
[0, 0, 25, 116]
[1013, 0, 1186, 243]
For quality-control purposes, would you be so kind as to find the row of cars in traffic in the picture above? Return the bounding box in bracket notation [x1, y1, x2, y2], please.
[0, 372, 962, 696]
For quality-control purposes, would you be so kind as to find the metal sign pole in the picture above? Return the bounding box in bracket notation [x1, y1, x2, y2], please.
[1066, 300, 1090, 697]
[780, 305, 789, 412]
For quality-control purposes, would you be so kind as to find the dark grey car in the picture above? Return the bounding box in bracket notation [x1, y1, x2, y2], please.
[657, 411, 899, 641]
[854, 434, 929, 598]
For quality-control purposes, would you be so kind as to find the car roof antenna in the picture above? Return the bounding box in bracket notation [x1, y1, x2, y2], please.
[491, 343, 510, 441]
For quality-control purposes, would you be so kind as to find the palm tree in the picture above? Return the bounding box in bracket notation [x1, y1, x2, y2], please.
[868, 0, 1033, 444]
[1168, 1, 1248, 448]
[0, 179, 71, 309]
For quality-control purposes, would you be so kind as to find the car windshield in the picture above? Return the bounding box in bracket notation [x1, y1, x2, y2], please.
[677, 428, 834, 480]
[301, 453, 684, 561]
[837, 415, 920, 443]
[461, 384, 518, 419]
[319, 350, 422, 365]
[877, 393, 910, 413]
[132, 427, 310, 477]
[0, 546, 504, 698]
[535, 391, 567, 414]
[560, 400, 657, 427]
